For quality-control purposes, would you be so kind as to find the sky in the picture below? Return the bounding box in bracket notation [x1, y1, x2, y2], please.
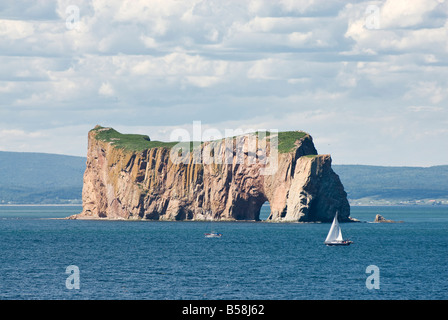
[0, 0, 447, 166]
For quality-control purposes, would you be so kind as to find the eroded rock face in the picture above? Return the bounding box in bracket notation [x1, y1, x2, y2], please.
[71, 127, 350, 222]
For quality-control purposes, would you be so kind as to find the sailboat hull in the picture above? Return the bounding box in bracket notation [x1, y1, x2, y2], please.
[325, 241, 353, 246]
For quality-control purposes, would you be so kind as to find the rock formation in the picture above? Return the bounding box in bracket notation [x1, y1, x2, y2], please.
[70, 126, 351, 222]
[373, 214, 402, 223]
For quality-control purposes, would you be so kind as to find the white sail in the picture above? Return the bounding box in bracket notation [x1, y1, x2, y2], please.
[325, 212, 343, 243]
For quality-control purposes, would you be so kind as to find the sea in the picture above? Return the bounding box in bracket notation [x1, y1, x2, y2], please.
[0, 205, 447, 300]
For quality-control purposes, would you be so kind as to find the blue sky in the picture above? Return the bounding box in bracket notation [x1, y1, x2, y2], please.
[0, 0, 447, 166]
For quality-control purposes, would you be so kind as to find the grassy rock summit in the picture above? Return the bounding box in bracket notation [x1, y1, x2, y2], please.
[71, 125, 351, 222]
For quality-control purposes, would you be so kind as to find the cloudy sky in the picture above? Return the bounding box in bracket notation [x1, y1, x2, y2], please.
[0, 0, 447, 166]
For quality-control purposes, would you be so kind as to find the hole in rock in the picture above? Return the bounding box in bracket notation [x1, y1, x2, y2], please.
[258, 201, 271, 221]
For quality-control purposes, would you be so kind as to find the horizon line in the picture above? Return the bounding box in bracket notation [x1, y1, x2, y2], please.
[0, 149, 446, 168]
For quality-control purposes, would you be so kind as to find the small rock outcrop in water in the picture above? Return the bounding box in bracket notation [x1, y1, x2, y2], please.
[70, 125, 351, 222]
[373, 214, 402, 223]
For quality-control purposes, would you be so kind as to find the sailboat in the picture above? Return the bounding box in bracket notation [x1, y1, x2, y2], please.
[324, 212, 353, 246]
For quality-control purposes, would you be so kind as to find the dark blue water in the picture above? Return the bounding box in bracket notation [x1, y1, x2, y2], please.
[0, 205, 447, 300]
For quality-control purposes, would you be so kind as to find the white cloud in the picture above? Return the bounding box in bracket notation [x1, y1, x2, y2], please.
[0, 82, 17, 93]
[186, 76, 220, 88]
[408, 106, 443, 112]
[140, 35, 157, 48]
[247, 58, 277, 80]
[287, 78, 309, 84]
[0, 129, 44, 139]
[288, 31, 313, 46]
[0, 125, 92, 156]
[0, 0, 447, 165]
[344, 1, 448, 55]
[405, 81, 448, 104]
[380, 0, 441, 29]
[0, 19, 34, 39]
[98, 82, 115, 96]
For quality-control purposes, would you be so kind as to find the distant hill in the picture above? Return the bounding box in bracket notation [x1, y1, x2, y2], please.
[333, 164, 448, 205]
[0, 151, 85, 204]
[0, 151, 446, 205]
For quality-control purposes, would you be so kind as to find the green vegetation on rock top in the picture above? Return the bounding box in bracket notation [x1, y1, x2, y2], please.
[92, 126, 309, 154]
[276, 131, 309, 153]
[92, 126, 177, 152]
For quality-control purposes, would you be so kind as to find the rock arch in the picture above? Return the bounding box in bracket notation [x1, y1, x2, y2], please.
[74, 127, 351, 222]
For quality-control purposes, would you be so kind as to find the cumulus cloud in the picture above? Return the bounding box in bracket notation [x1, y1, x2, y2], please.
[344, 0, 448, 55]
[380, 0, 442, 29]
[0, 19, 35, 39]
[98, 82, 115, 97]
[0, 0, 447, 165]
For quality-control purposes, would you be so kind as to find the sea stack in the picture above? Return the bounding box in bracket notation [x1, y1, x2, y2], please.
[71, 125, 351, 222]
[374, 214, 402, 223]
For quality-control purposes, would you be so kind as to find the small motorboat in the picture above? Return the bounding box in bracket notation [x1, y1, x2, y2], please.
[204, 231, 222, 238]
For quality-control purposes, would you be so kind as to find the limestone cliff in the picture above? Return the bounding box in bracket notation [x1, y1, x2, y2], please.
[71, 126, 350, 222]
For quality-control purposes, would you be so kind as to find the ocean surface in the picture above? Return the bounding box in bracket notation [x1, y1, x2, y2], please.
[0, 205, 447, 300]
